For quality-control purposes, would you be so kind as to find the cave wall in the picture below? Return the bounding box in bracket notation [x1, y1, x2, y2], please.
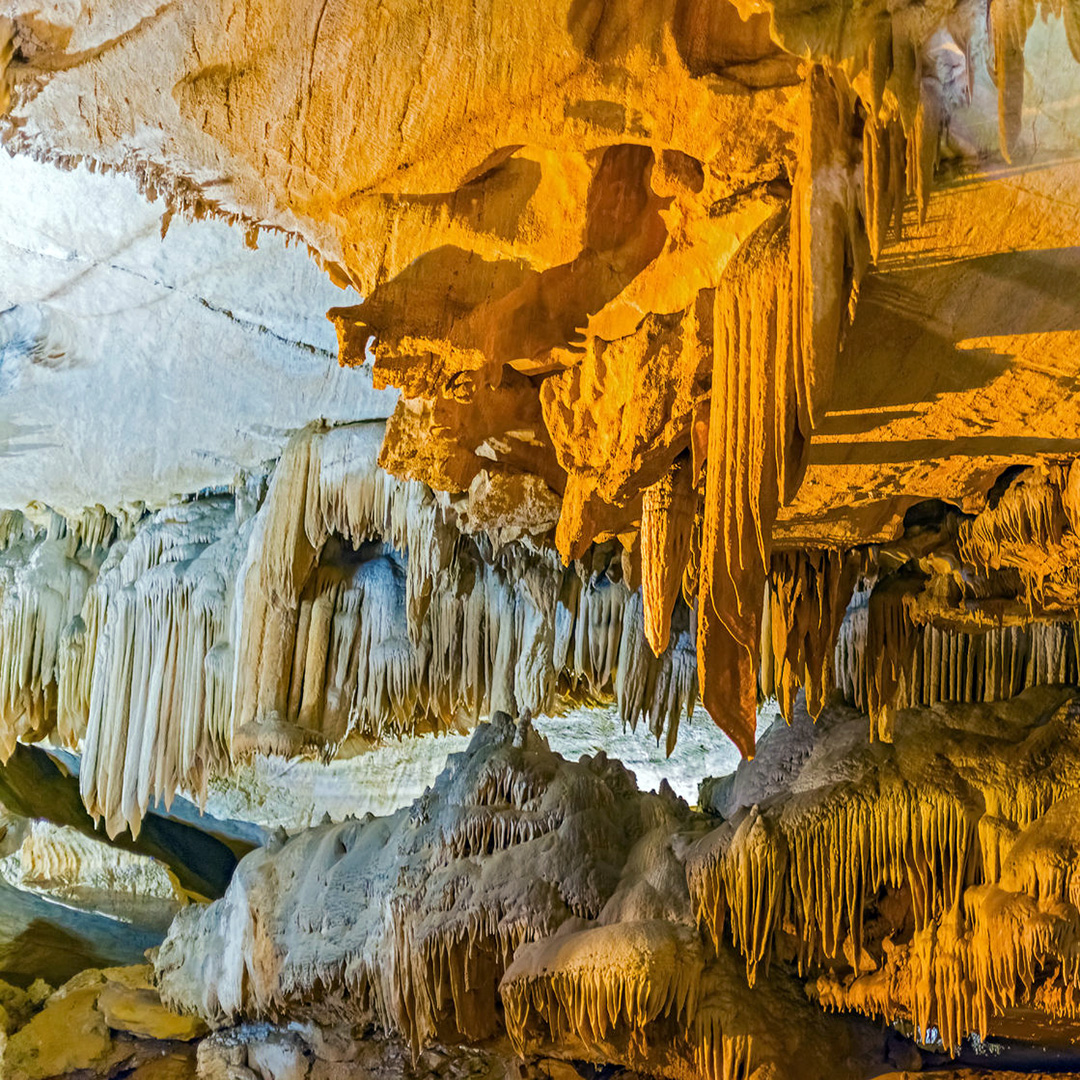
[1, 0, 1080, 1076]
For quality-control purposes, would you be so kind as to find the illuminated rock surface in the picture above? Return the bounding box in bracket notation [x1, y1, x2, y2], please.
[2, 0, 1080, 1075]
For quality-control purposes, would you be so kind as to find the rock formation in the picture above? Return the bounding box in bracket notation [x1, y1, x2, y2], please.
[1, 0, 1080, 1076]
[1, 965, 204, 1080]
[156, 713, 886, 1080]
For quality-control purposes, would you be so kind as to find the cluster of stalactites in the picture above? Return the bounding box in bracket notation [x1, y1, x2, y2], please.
[0, 424, 701, 837]
[0, 499, 244, 839]
[0, 535, 91, 759]
[835, 575, 1080, 737]
[0, 506, 138, 762]
[689, 787, 978, 988]
[500, 923, 705, 1071]
[986, 0, 1080, 161]
[958, 461, 1080, 608]
[157, 710, 875, 1080]
[761, 548, 858, 721]
[75, 499, 248, 839]
[814, 872, 1080, 1051]
[234, 424, 698, 755]
[852, 10, 943, 260]
[688, 696, 1080, 1052]
[817, 0, 1080, 209]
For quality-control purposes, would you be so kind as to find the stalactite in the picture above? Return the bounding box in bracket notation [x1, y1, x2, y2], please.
[1066, 0, 1080, 60]
[501, 922, 704, 1057]
[236, 423, 696, 757]
[640, 456, 694, 658]
[834, 572, 1080, 733]
[0, 424, 697, 835]
[691, 68, 864, 756]
[957, 461, 1080, 608]
[763, 548, 858, 720]
[698, 212, 804, 758]
[689, 781, 978, 989]
[77, 499, 247, 839]
[791, 67, 861, 434]
[0, 17, 12, 119]
[0, 529, 94, 759]
[861, 114, 907, 262]
[990, 0, 1035, 163]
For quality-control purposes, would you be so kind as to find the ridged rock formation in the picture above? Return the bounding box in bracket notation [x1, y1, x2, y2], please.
[0, 819, 182, 931]
[691, 687, 1080, 1054]
[3, 0, 1080, 1076]
[157, 712, 885, 1079]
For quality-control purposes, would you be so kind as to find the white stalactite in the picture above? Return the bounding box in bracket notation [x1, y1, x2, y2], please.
[0, 422, 697, 837]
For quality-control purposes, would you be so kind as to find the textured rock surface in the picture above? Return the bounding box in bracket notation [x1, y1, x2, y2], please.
[4, 0, 1080, 1075]
[158, 713, 886, 1079]
[1, 965, 203, 1080]
[0, 151, 394, 516]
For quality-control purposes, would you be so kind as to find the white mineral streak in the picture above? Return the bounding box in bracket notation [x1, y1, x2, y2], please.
[535, 702, 778, 806]
[205, 704, 778, 832]
[0, 423, 699, 838]
[202, 731, 473, 832]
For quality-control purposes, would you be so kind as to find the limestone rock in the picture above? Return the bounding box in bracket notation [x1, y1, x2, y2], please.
[1, 966, 204, 1080]
[98, 967, 207, 1042]
[689, 687, 1080, 1052]
[157, 713, 885, 1079]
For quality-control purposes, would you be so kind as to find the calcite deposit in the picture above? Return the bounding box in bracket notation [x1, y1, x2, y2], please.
[2, 0, 1080, 1076]
[156, 713, 886, 1080]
